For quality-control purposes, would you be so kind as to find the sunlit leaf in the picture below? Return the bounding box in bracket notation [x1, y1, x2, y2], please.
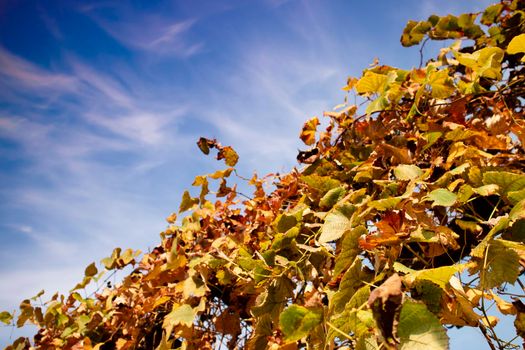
[479, 240, 520, 289]
[179, 190, 199, 213]
[394, 262, 465, 290]
[164, 304, 196, 328]
[356, 71, 388, 94]
[394, 164, 423, 181]
[217, 146, 239, 167]
[455, 47, 504, 80]
[507, 34, 525, 61]
[368, 196, 403, 211]
[427, 189, 456, 207]
[300, 117, 320, 146]
[319, 203, 355, 243]
[398, 300, 448, 350]
[427, 68, 455, 99]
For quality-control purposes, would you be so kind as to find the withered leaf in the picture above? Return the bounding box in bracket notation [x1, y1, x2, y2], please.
[367, 273, 403, 345]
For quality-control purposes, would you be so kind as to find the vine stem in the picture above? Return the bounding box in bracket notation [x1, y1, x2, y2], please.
[478, 322, 498, 350]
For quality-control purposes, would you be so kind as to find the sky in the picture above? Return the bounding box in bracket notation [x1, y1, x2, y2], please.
[0, 0, 509, 348]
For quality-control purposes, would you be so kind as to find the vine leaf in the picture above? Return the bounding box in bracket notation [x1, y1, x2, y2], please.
[333, 226, 366, 277]
[319, 203, 355, 243]
[394, 263, 465, 290]
[0, 311, 12, 325]
[427, 189, 456, 207]
[479, 240, 520, 290]
[367, 274, 403, 346]
[84, 263, 98, 278]
[179, 190, 199, 213]
[483, 171, 525, 197]
[397, 300, 448, 350]
[320, 186, 347, 210]
[279, 305, 323, 342]
[507, 34, 525, 62]
[394, 164, 423, 181]
[300, 117, 320, 146]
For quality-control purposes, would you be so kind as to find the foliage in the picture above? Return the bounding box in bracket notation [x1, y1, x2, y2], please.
[4, 1, 525, 349]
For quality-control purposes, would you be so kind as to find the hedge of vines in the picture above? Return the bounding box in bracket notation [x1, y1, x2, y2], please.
[3, 1, 525, 349]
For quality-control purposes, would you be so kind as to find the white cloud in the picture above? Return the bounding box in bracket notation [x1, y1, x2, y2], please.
[0, 47, 76, 92]
[82, 4, 203, 58]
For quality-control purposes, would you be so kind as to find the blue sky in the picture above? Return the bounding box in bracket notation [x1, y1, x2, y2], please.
[0, 0, 506, 347]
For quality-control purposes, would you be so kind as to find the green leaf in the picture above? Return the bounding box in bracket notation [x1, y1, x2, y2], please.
[510, 199, 525, 223]
[448, 163, 470, 176]
[427, 189, 456, 207]
[398, 300, 448, 350]
[422, 131, 442, 151]
[319, 203, 355, 243]
[508, 188, 525, 205]
[333, 226, 367, 277]
[413, 280, 443, 314]
[302, 174, 341, 196]
[179, 190, 199, 213]
[331, 258, 371, 314]
[0, 311, 13, 325]
[483, 171, 525, 198]
[366, 96, 389, 114]
[481, 3, 503, 25]
[472, 184, 499, 196]
[394, 164, 423, 181]
[394, 263, 465, 290]
[274, 213, 298, 233]
[401, 20, 431, 47]
[471, 216, 510, 258]
[369, 196, 403, 211]
[320, 186, 347, 209]
[279, 305, 323, 342]
[427, 68, 455, 99]
[328, 286, 371, 342]
[252, 277, 294, 319]
[480, 240, 520, 289]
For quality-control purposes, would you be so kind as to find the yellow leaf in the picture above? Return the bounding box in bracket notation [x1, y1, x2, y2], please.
[488, 291, 517, 315]
[355, 71, 388, 94]
[481, 315, 499, 328]
[507, 34, 525, 55]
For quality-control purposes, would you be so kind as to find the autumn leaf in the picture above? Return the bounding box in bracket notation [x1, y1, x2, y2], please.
[300, 117, 320, 146]
[368, 274, 403, 346]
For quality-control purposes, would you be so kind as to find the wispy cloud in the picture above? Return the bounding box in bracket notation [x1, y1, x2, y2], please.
[0, 46, 191, 323]
[82, 3, 203, 58]
[0, 47, 75, 92]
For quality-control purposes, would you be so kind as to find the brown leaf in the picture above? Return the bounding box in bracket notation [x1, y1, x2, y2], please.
[378, 143, 412, 164]
[197, 137, 215, 155]
[297, 147, 319, 164]
[367, 273, 403, 345]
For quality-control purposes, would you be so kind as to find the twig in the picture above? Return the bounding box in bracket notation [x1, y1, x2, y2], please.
[419, 38, 430, 68]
